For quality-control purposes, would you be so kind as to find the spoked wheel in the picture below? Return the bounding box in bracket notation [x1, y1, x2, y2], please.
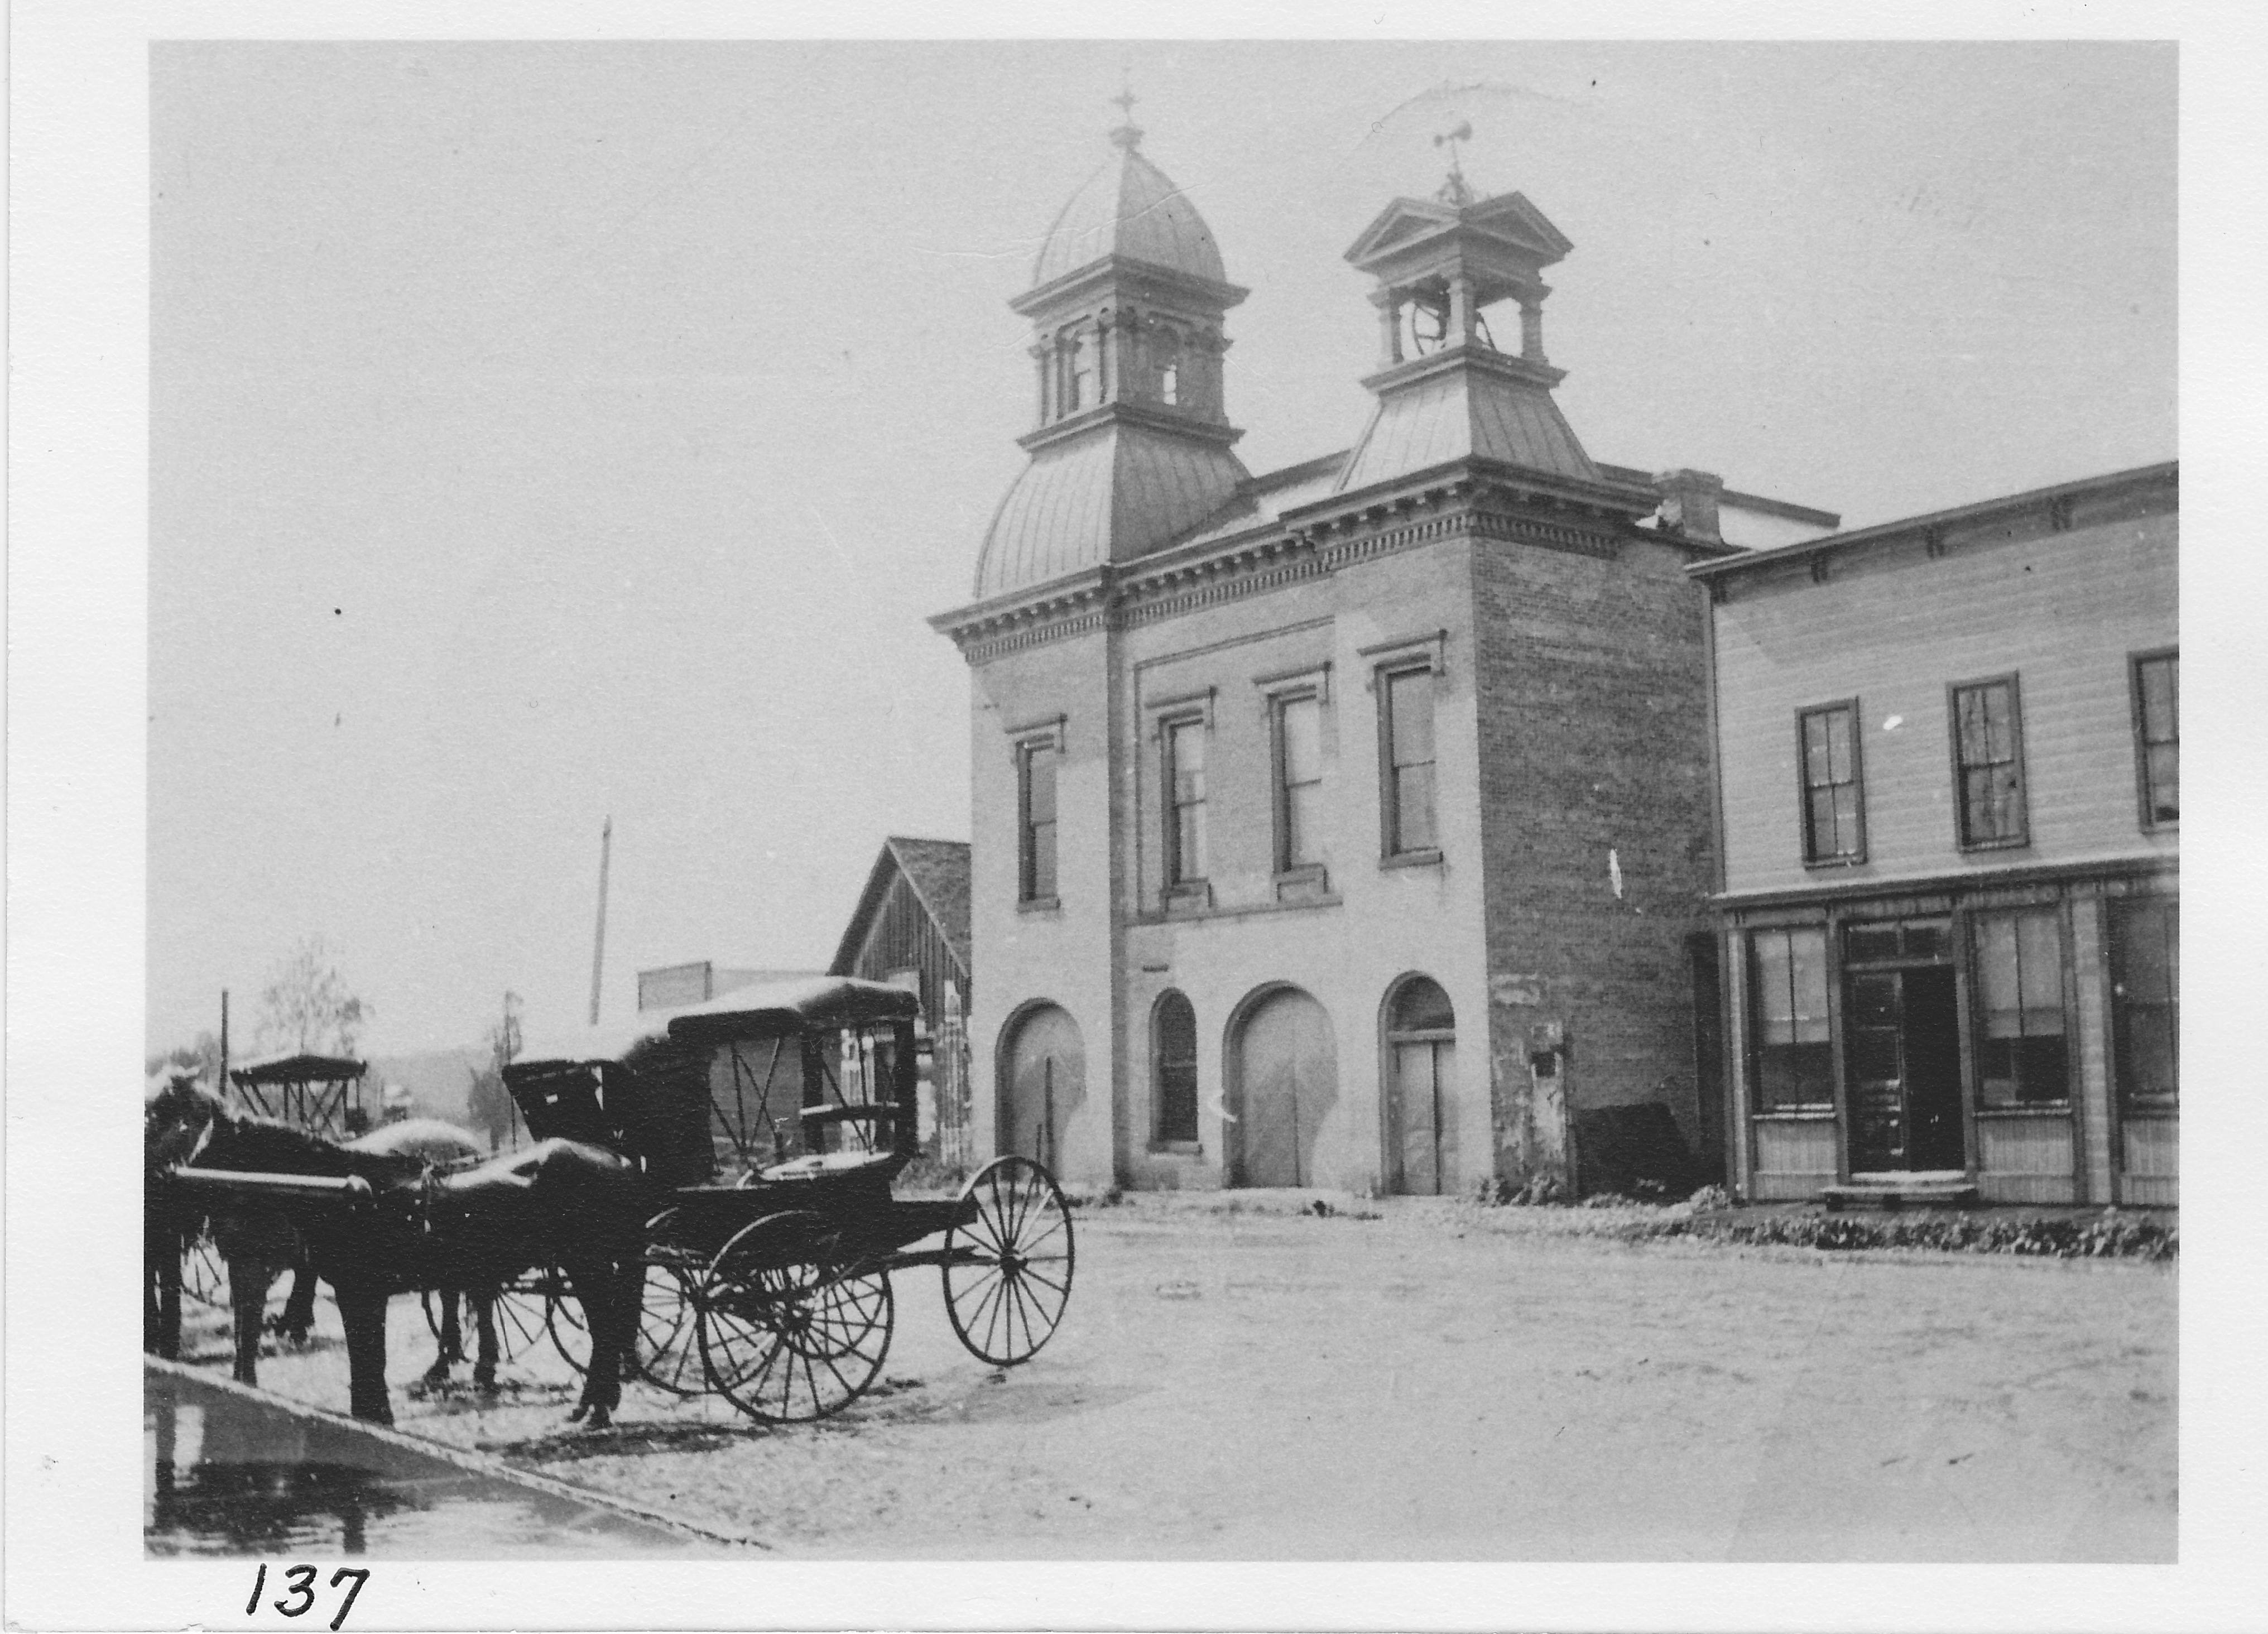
[541, 1272, 592, 1376]
[420, 1280, 550, 1368]
[180, 1232, 228, 1309]
[943, 1155, 1075, 1367]
[635, 1212, 704, 1397]
[695, 1210, 893, 1424]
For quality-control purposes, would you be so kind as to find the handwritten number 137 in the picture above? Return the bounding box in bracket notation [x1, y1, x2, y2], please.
[245, 1564, 370, 1630]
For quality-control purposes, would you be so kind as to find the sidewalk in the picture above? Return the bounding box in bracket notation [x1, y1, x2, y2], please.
[146, 1359, 752, 1557]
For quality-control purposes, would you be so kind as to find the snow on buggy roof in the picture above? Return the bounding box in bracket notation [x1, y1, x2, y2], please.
[228, 1050, 368, 1084]
[664, 974, 919, 1044]
[507, 1015, 678, 1076]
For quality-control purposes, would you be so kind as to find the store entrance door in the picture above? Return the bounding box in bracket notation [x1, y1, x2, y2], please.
[1845, 965, 1963, 1173]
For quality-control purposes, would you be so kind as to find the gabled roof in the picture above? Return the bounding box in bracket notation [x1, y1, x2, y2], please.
[1343, 191, 1573, 278]
[830, 836, 972, 981]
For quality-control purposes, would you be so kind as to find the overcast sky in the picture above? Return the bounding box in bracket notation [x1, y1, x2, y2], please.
[147, 40, 2175, 1056]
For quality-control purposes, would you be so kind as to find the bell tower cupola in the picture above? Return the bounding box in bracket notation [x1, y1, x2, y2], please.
[972, 98, 1253, 602]
[1332, 134, 1643, 506]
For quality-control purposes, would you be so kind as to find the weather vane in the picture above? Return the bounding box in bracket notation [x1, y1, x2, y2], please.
[1433, 119, 1475, 206]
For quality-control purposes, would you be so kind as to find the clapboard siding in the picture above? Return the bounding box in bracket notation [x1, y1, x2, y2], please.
[846, 871, 968, 1032]
[1753, 1118, 1837, 1199]
[2121, 1116, 2178, 1205]
[1977, 1114, 2077, 1203]
[1712, 502, 2176, 896]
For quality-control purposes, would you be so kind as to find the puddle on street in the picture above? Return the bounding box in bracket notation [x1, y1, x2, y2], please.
[146, 1366, 720, 1557]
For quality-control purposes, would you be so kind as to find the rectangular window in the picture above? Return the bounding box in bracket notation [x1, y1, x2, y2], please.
[1950, 676, 2029, 849]
[1274, 694, 1325, 872]
[1974, 910, 2069, 1106]
[2110, 898, 2178, 1112]
[1749, 926, 1833, 1111]
[1381, 667, 1438, 856]
[1163, 717, 1209, 886]
[1018, 743, 1058, 903]
[1798, 701, 1866, 863]
[2133, 651, 2178, 829]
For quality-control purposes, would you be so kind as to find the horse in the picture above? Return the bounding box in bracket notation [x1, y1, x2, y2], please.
[271, 1117, 503, 1388]
[145, 1085, 496, 1382]
[146, 1082, 650, 1428]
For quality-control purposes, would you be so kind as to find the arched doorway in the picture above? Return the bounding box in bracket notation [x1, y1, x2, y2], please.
[1231, 987, 1337, 1187]
[1384, 975, 1458, 1195]
[1000, 1004, 1084, 1172]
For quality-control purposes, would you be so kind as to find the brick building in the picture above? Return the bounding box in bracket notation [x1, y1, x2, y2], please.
[931, 114, 1833, 1195]
[1695, 463, 2179, 1207]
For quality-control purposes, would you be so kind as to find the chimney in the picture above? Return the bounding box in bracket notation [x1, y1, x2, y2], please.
[1655, 468, 1724, 544]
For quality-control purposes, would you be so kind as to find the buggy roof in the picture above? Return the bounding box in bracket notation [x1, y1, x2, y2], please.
[507, 1015, 677, 1075]
[664, 974, 918, 1044]
[228, 1050, 367, 1084]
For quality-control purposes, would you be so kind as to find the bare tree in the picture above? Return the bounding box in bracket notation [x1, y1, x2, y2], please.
[146, 1031, 224, 1087]
[464, 993, 521, 1151]
[255, 936, 371, 1056]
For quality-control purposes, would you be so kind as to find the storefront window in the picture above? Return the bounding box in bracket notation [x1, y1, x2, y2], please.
[1974, 910, 2069, 1106]
[1750, 926, 1832, 1111]
[2111, 898, 2178, 1112]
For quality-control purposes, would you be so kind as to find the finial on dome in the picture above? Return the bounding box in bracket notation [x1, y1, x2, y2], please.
[1109, 85, 1143, 151]
[1433, 119, 1476, 207]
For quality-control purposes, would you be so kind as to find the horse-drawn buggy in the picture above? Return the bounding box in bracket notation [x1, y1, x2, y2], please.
[146, 1051, 373, 1348]
[148, 975, 1073, 1431]
[506, 974, 1074, 1424]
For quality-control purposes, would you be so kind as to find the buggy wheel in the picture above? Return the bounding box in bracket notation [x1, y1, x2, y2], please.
[943, 1155, 1074, 1367]
[181, 1233, 228, 1309]
[636, 1209, 704, 1396]
[695, 1210, 892, 1424]
[422, 1282, 549, 1367]
[544, 1277, 592, 1376]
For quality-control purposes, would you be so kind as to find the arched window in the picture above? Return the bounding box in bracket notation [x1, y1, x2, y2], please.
[1385, 975, 1457, 1195]
[1152, 324, 1183, 406]
[1154, 989, 1199, 1144]
[1068, 324, 1099, 412]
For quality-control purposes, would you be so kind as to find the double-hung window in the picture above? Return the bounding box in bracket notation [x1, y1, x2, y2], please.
[2132, 651, 2178, 829]
[1380, 666, 1438, 857]
[1017, 741, 1058, 904]
[1950, 676, 2029, 849]
[1274, 693, 1325, 874]
[1973, 910, 2069, 1106]
[1162, 716, 1209, 889]
[1798, 700, 1866, 864]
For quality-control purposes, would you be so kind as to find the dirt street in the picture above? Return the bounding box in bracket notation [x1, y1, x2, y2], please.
[175, 1195, 2176, 1560]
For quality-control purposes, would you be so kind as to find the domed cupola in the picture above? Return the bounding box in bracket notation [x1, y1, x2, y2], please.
[972, 97, 1251, 602]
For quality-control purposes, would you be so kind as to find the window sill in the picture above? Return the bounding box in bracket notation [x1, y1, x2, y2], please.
[1162, 882, 1214, 915]
[1380, 848, 1444, 871]
[1132, 893, 1342, 927]
[1016, 896, 1061, 916]
[1148, 1140, 1204, 1157]
[1274, 865, 1331, 903]
[1752, 1107, 1836, 1121]
[1956, 837, 2032, 855]
[1803, 853, 1870, 871]
[2139, 820, 2179, 835]
[1976, 1103, 2074, 1117]
[2120, 1104, 2181, 1119]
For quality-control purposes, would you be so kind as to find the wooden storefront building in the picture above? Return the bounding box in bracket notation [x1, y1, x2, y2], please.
[1694, 463, 2178, 1207]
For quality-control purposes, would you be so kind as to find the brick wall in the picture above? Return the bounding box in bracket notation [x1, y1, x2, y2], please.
[1471, 531, 1717, 1189]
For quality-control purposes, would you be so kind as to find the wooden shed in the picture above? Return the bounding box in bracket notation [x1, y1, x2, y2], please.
[830, 837, 971, 1027]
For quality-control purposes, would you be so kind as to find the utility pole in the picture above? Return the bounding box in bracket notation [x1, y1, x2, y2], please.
[588, 816, 612, 1027]
[218, 988, 229, 1102]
